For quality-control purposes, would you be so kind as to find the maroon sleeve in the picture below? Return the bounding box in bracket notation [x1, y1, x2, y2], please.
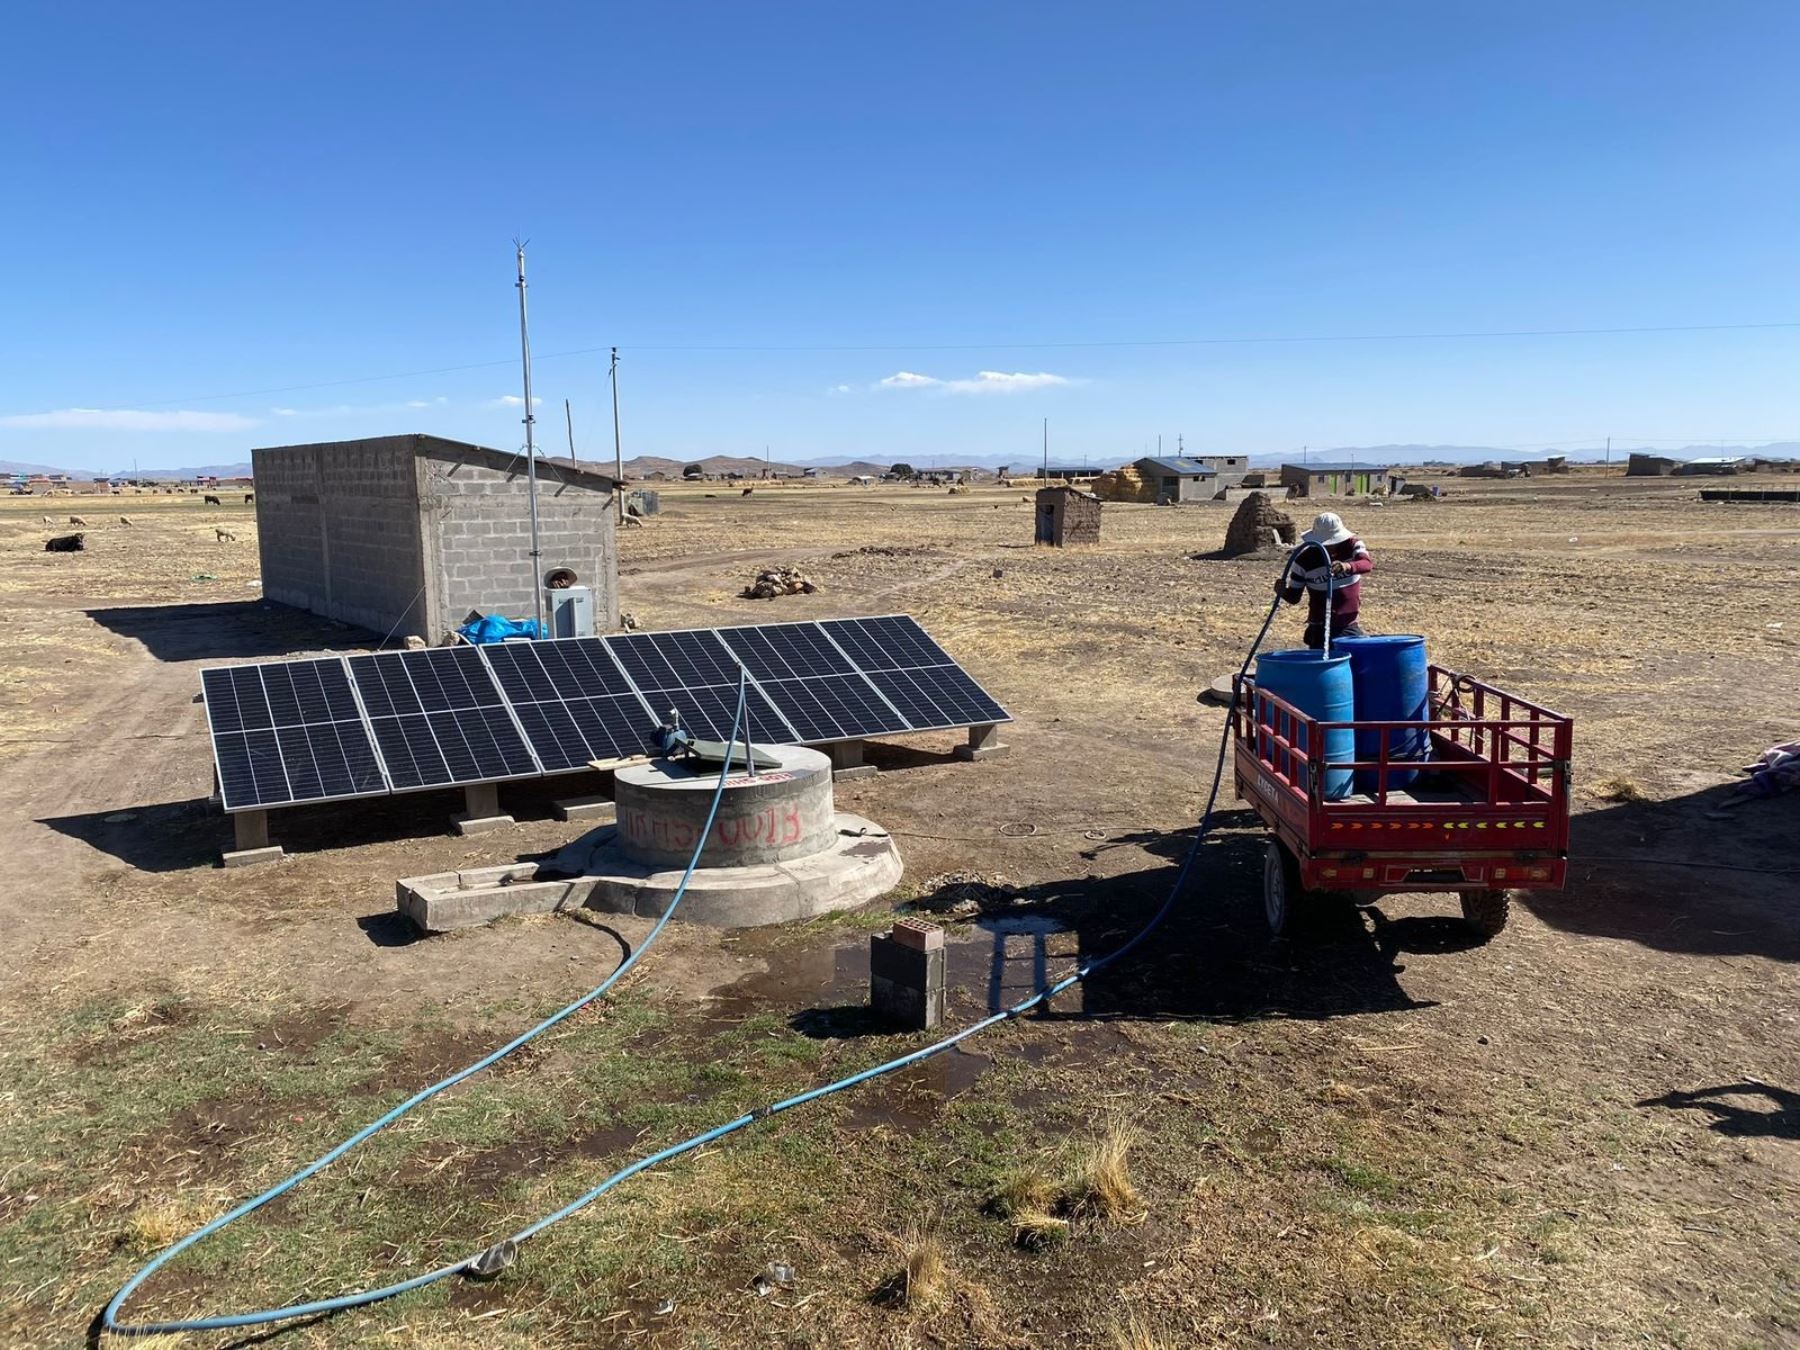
[1343, 539, 1373, 574]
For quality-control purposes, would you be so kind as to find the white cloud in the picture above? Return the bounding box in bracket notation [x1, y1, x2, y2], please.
[873, 370, 1077, 395]
[0, 407, 260, 431]
[828, 384, 853, 395]
[272, 407, 300, 417]
[490, 395, 544, 408]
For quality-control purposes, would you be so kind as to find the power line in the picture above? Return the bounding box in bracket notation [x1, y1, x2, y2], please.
[76, 318, 1800, 411]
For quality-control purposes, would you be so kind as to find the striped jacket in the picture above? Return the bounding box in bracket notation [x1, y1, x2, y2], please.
[1280, 537, 1372, 627]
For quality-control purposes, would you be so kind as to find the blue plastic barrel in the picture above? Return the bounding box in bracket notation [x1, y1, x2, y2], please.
[1254, 649, 1354, 800]
[1331, 634, 1430, 793]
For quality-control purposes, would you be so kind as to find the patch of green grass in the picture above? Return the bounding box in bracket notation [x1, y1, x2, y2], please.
[1327, 1156, 1401, 1200]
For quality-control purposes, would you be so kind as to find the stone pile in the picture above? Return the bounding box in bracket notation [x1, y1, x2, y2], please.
[742, 565, 819, 599]
[1220, 491, 1297, 556]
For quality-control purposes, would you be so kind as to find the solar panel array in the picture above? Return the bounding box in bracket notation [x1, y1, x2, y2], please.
[201, 659, 386, 812]
[200, 616, 1008, 812]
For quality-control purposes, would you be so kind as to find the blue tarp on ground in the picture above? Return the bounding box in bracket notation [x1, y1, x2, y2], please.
[457, 614, 544, 644]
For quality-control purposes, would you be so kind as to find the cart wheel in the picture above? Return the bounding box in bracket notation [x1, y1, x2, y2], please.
[1460, 889, 1511, 940]
[1262, 840, 1305, 938]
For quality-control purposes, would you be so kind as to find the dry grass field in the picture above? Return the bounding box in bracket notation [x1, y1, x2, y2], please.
[0, 476, 1795, 1348]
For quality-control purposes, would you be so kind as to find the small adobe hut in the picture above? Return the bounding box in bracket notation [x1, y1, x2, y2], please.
[1035, 485, 1101, 546]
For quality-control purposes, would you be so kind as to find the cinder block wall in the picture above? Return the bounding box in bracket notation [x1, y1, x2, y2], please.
[420, 450, 619, 637]
[253, 439, 428, 635]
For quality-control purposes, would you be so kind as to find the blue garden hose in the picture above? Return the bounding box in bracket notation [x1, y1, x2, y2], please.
[103, 570, 1305, 1337]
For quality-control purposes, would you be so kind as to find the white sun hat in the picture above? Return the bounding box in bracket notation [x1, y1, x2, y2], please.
[1302, 511, 1352, 546]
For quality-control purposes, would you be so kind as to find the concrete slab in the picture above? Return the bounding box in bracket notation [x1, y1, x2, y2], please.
[398, 873, 576, 933]
[397, 810, 903, 933]
[831, 764, 878, 781]
[222, 845, 284, 869]
[451, 812, 515, 837]
[952, 741, 1010, 762]
[553, 795, 616, 823]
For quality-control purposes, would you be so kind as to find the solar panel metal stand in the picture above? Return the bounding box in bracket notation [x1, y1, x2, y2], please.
[951, 723, 1009, 762]
[825, 739, 877, 781]
[451, 782, 515, 837]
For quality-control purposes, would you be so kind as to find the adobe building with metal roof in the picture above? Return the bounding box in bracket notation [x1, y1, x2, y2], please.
[252, 434, 619, 642]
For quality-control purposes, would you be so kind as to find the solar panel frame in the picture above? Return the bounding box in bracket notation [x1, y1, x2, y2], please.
[346, 647, 543, 793]
[201, 658, 390, 812]
[479, 637, 657, 772]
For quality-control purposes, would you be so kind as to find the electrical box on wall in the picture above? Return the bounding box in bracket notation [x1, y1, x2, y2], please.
[546, 585, 594, 638]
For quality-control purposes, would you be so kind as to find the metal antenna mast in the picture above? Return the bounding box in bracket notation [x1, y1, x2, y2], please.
[610, 347, 624, 523]
[564, 398, 578, 470]
[514, 241, 544, 638]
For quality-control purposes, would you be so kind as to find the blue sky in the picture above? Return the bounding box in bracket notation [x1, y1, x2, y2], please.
[4, 1, 1798, 472]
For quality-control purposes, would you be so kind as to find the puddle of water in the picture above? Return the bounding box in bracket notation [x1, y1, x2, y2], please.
[843, 1046, 992, 1130]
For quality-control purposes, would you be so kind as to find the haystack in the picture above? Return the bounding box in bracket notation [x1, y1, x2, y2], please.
[1221, 491, 1296, 556]
[1091, 465, 1155, 503]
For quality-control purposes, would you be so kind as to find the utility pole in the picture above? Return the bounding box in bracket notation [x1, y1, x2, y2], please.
[609, 347, 624, 523]
[1605, 435, 1611, 467]
[514, 241, 544, 638]
[1042, 418, 1048, 478]
[564, 399, 578, 470]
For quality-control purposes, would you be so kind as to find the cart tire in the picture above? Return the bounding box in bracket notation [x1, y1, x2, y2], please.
[1460, 889, 1511, 940]
[1263, 841, 1305, 938]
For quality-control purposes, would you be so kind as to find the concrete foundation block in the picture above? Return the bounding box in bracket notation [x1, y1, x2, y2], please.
[399, 876, 576, 933]
[222, 845, 284, 869]
[451, 812, 515, 837]
[953, 723, 1009, 762]
[553, 795, 616, 823]
[952, 742, 1010, 762]
[831, 764, 878, 781]
[871, 931, 946, 1030]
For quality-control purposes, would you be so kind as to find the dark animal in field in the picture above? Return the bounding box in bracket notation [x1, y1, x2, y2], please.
[119, 516, 132, 526]
[45, 533, 85, 552]
[203, 494, 222, 505]
[741, 487, 754, 497]
[244, 493, 254, 504]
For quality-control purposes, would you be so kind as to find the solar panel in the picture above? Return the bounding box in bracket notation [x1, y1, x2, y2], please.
[481, 638, 654, 771]
[197, 614, 1006, 818]
[604, 630, 798, 747]
[818, 615, 956, 672]
[347, 648, 541, 791]
[817, 616, 1009, 730]
[712, 622, 910, 742]
[201, 659, 387, 811]
[715, 622, 858, 680]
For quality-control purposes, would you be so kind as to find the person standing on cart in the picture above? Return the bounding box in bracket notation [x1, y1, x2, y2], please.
[1279, 511, 1373, 649]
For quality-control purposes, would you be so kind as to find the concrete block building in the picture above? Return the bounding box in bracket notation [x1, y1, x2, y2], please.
[253, 434, 619, 640]
[1132, 456, 1219, 503]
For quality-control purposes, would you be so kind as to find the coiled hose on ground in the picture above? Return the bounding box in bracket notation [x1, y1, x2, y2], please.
[102, 556, 1310, 1337]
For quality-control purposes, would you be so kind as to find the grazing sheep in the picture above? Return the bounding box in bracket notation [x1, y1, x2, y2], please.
[203, 494, 222, 505]
[68, 515, 88, 526]
[741, 487, 754, 496]
[119, 516, 132, 526]
[215, 527, 236, 542]
[244, 492, 254, 504]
